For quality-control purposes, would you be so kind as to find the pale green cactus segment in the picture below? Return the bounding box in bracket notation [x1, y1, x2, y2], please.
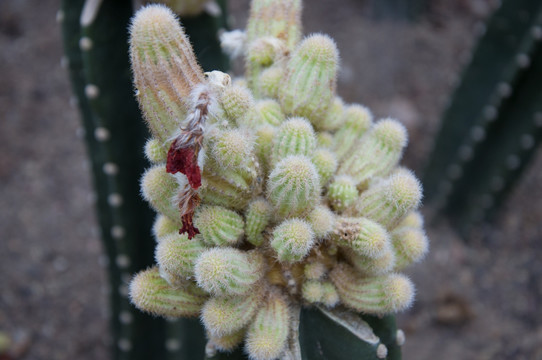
[129, 267, 207, 318]
[333, 217, 391, 259]
[351, 170, 423, 230]
[391, 228, 429, 271]
[247, 37, 287, 67]
[254, 124, 276, 175]
[208, 128, 256, 170]
[220, 84, 256, 125]
[316, 131, 334, 148]
[271, 117, 316, 165]
[256, 99, 285, 126]
[202, 290, 263, 337]
[152, 214, 179, 241]
[245, 290, 290, 360]
[321, 281, 340, 307]
[194, 205, 245, 247]
[140, 165, 182, 226]
[327, 175, 359, 212]
[267, 155, 321, 217]
[200, 171, 253, 210]
[195, 248, 265, 297]
[339, 118, 408, 187]
[279, 34, 338, 126]
[130, 5, 204, 142]
[307, 205, 335, 238]
[304, 261, 327, 280]
[271, 218, 315, 262]
[155, 233, 207, 279]
[302, 280, 324, 303]
[329, 263, 415, 314]
[314, 96, 345, 131]
[397, 210, 424, 230]
[258, 65, 284, 99]
[333, 104, 373, 160]
[208, 328, 246, 352]
[245, 198, 273, 246]
[144, 138, 168, 164]
[343, 244, 396, 276]
[311, 148, 338, 185]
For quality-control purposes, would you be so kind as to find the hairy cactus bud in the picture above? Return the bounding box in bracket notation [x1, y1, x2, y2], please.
[333, 104, 373, 160]
[245, 198, 273, 246]
[130, 5, 204, 142]
[397, 210, 424, 229]
[267, 155, 320, 217]
[155, 233, 207, 280]
[256, 99, 285, 126]
[141, 165, 182, 225]
[208, 328, 246, 352]
[209, 129, 255, 170]
[333, 217, 390, 258]
[302, 280, 324, 303]
[245, 290, 290, 360]
[315, 97, 345, 131]
[258, 65, 284, 99]
[194, 205, 245, 247]
[144, 138, 168, 164]
[340, 118, 408, 187]
[316, 131, 334, 148]
[202, 290, 263, 336]
[321, 281, 340, 307]
[220, 85, 255, 124]
[352, 170, 422, 229]
[254, 124, 276, 174]
[327, 175, 358, 212]
[343, 244, 396, 276]
[247, 37, 287, 66]
[391, 228, 429, 271]
[271, 117, 316, 165]
[279, 34, 338, 126]
[307, 205, 335, 238]
[271, 219, 315, 262]
[304, 261, 328, 280]
[152, 214, 179, 240]
[129, 267, 207, 317]
[329, 263, 414, 314]
[195, 248, 264, 296]
[311, 149, 338, 185]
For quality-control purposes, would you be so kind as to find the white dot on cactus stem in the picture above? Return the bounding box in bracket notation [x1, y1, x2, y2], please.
[98, 255, 109, 268]
[118, 339, 132, 352]
[534, 112, 542, 127]
[165, 339, 181, 352]
[85, 84, 99, 99]
[94, 127, 110, 141]
[119, 284, 129, 297]
[470, 126, 485, 142]
[458, 145, 473, 161]
[490, 176, 504, 192]
[103, 162, 119, 175]
[447, 164, 462, 180]
[377, 344, 388, 359]
[119, 311, 133, 325]
[483, 105, 497, 121]
[108, 193, 123, 207]
[396, 329, 406, 346]
[532, 26, 542, 40]
[60, 56, 69, 69]
[520, 134, 535, 150]
[79, 36, 93, 51]
[497, 83, 512, 98]
[56, 10, 64, 23]
[116, 255, 130, 269]
[111, 225, 125, 240]
[480, 194, 494, 209]
[506, 155, 520, 170]
[516, 53, 530, 68]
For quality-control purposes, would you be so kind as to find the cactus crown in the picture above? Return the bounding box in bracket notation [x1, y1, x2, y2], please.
[129, 1, 428, 359]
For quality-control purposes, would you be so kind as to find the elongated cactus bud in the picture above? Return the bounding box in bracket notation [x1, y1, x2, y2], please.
[254, 124, 276, 174]
[194, 205, 245, 247]
[144, 138, 168, 164]
[155, 233, 207, 280]
[315, 97, 345, 131]
[304, 261, 327, 280]
[271, 117, 316, 165]
[329, 263, 414, 314]
[267, 155, 321, 217]
[141, 165, 181, 225]
[256, 99, 285, 126]
[152, 214, 179, 240]
[351, 170, 423, 229]
[130, 5, 204, 142]
[311, 149, 338, 185]
[245, 290, 290, 360]
[307, 205, 335, 238]
[302, 280, 324, 303]
[397, 210, 424, 229]
[271, 219, 315, 262]
[279, 34, 338, 126]
[209, 128, 255, 170]
[195, 248, 265, 296]
[208, 328, 246, 352]
[129, 267, 207, 317]
[202, 290, 263, 336]
[245, 198, 273, 246]
[327, 175, 358, 212]
[333, 217, 390, 258]
[258, 65, 283, 99]
[333, 104, 372, 160]
[339, 119, 408, 187]
[343, 244, 396, 276]
[220, 85, 256, 127]
[391, 228, 429, 271]
[321, 281, 340, 307]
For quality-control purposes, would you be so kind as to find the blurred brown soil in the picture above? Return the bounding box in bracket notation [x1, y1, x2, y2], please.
[1, 0, 541, 359]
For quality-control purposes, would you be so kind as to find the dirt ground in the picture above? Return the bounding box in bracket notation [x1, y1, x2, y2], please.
[1, 0, 541, 359]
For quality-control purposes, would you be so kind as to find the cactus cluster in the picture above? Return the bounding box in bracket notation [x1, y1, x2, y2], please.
[128, 1, 428, 359]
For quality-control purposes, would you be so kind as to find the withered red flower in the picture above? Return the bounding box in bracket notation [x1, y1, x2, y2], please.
[166, 143, 202, 189]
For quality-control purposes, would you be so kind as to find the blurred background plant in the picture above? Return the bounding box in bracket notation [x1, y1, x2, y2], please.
[1, 0, 542, 359]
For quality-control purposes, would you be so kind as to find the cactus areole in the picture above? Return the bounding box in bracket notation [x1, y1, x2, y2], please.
[129, 1, 428, 359]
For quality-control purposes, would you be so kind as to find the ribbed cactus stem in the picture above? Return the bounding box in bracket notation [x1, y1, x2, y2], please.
[343, 245, 396, 276]
[391, 228, 429, 271]
[307, 205, 335, 238]
[327, 175, 359, 212]
[271, 117, 316, 165]
[332, 217, 391, 259]
[271, 219, 316, 262]
[152, 214, 179, 240]
[207, 328, 246, 352]
[144, 138, 168, 164]
[155, 233, 207, 281]
[311, 149, 338, 185]
[245, 198, 273, 246]
[141, 165, 182, 226]
[194, 205, 245, 246]
[256, 99, 285, 126]
[333, 104, 373, 160]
